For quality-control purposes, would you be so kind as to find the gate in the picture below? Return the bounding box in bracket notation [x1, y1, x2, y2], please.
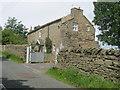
[31, 52, 44, 62]
[26, 46, 44, 63]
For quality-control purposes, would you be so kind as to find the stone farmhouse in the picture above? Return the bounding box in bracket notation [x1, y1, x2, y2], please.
[27, 7, 99, 55]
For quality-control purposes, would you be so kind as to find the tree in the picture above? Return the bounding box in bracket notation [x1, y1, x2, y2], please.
[45, 37, 52, 53]
[0, 25, 2, 30]
[93, 2, 120, 49]
[0, 26, 2, 44]
[2, 17, 28, 44]
[2, 29, 27, 45]
[4, 17, 28, 38]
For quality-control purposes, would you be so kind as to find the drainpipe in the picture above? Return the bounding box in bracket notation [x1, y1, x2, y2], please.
[48, 26, 49, 38]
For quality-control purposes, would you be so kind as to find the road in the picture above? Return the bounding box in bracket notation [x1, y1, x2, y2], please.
[1, 57, 74, 89]
[0, 57, 2, 89]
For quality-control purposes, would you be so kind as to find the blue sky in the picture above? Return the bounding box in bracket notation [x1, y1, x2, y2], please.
[0, 0, 118, 49]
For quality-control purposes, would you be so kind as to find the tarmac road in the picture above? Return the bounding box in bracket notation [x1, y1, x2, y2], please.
[1, 57, 74, 89]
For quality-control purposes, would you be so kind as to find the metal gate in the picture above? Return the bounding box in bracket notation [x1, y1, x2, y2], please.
[31, 52, 44, 62]
[26, 46, 44, 63]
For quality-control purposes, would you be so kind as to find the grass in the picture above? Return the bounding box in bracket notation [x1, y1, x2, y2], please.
[2, 51, 24, 63]
[0, 51, 2, 54]
[46, 67, 119, 88]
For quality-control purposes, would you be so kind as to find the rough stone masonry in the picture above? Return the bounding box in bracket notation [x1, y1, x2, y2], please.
[57, 47, 120, 82]
[1, 45, 27, 61]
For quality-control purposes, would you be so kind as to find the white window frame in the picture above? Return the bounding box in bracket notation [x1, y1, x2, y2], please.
[73, 23, 78, 31]
[86, 24, 90, 31]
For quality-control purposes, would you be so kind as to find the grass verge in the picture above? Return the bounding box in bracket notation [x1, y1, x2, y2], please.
[0, 51, 2, 55]
[2, 51, 23, 63]
[46, 67, 119, 88]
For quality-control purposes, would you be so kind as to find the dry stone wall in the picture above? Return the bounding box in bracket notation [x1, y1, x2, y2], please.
[57, 47, 120, 82]
[44, 53, 55, 63]
[1, 45, 27, 61]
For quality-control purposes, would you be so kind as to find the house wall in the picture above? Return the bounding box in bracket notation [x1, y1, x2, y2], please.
[27, 7, 99, 54]
[28, 21, 62, 53]
[60, 8, 99, 48]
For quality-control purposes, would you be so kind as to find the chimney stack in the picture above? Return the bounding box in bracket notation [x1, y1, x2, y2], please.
[71, 7, 83, 17]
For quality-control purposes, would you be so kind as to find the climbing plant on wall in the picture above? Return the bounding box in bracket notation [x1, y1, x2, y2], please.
[45, 37, 52, 54]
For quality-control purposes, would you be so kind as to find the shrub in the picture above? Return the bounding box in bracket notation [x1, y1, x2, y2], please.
[2, 29, 27, 45]
[45, 37, 52, 53]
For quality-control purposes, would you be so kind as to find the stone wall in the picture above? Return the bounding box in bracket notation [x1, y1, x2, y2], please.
[0, 45, 27, 61]
[44, 53, 55, 63]
[57, 47, 120, 82]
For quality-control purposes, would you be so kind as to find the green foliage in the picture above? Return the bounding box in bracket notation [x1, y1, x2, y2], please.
[0, 25, 2, 30]
[2, 29, 27, 45]
[31, 41, 40, 52]
[93, 2, 120, 49]
[46, 67, 119, 88]
[2, 52, 11, 58]
[0, 29, 2, 44]
[45, 37, 52, 53]
[4, 17, 28, 38]
[2, 51, 23, 63]
[2, 17, 28, 45]
[0, 52, 2, 55]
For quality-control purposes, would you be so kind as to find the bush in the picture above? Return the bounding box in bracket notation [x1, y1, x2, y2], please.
[45, 37, 52, 53]
[2, 29, 27, 45]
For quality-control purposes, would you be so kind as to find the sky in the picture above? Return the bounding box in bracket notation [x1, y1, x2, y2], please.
[0, 1, 94, 28]
[0, 0, 118, 49]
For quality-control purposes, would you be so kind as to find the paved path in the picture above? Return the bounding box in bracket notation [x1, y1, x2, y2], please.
[0, 57, 2, 90]
[1, 57, 74, 88]
[24, 63, 56, 73]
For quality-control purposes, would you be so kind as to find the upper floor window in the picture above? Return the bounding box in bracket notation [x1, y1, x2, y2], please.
[73, 23, 78, 31]
[86, 24, 90, 31]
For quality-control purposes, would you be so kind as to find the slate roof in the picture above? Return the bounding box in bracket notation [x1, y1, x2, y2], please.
[28, 18, 62, 35]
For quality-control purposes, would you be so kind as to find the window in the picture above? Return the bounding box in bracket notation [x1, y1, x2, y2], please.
[86, 24, 90, 31]
[73, 23, 78, 31]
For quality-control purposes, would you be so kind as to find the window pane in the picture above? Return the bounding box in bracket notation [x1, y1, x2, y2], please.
[73, 23, 78, 31]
